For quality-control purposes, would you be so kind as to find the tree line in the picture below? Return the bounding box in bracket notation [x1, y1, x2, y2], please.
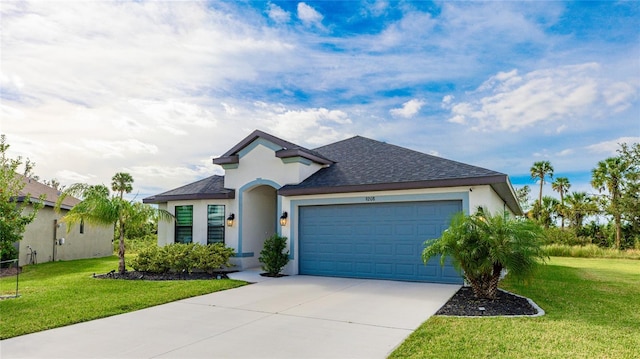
[519, 143, 639, 249]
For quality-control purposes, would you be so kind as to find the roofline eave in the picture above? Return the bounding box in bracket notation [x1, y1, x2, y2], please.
[143, 191, 236, 204]
[278, 175, 508, 196]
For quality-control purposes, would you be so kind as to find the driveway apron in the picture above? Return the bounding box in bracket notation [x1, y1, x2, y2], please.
[1, 276, 460, 359]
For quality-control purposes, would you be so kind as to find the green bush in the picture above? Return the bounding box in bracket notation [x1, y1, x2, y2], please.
[542, 227, 590, 246]
[113, 234, 157, 254]
[259, 234, 290, 276]
[131, 243, 234, 274]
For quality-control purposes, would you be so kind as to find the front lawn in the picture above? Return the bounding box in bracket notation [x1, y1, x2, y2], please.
[0, 256, 246, 339]
[390, 257, 640, 359]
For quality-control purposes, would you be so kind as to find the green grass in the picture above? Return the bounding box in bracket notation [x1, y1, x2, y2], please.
[0, 256, 246, 339]
[390, 257, 640, 359]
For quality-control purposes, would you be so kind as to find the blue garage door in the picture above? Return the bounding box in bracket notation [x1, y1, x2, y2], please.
[299, 201, 463, 283]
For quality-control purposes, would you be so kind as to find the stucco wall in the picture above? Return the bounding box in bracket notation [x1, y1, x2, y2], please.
[20, 205, 113, 264]
[223, 140, 324, 190]
[158, 199, 236, 248]
[240, 185, 277, 268]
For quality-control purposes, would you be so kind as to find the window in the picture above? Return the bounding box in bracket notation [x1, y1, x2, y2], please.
[175, 205, 193, 244]
[80, 219, 84, 234]
[207, 205, 225, 244]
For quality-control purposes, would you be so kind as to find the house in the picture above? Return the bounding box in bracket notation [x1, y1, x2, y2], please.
[17, 176, 114, 264]
[144, 130, 521, 284]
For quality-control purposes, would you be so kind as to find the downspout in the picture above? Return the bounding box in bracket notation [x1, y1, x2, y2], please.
[53, 219, 57, 262]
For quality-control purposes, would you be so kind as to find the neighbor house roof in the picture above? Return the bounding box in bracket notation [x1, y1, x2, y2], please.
[278, 136, 521, 214]
[213, 130, 334, 166]
[143, 175, 234, 204]
[17, 175, 80, 210]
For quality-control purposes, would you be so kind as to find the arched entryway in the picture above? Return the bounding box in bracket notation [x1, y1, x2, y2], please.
[240, 184, 278, 269]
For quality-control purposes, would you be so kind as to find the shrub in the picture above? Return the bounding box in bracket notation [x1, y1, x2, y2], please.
[114, 234, 157, 254]
[191, 243, 235, 274]
[542, 227, 590, 246]
[423, 209, 546, 299]
[259, 234, 290, 276]
[131, 243, 235, 274]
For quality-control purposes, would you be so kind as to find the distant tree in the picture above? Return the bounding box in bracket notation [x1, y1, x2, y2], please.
[564, 192, 598, 229]
[42, 178, 65, 191]
[533, 196, 560, 229]
[592, 157, 629, 249]
[515, 185, 531, 212]
[56, 173, 173, 274]
[530, 161, 554, 219]
[423, 209, 545, 299]
[552, 177, 571, 229]
[617, 143, 639, 243]
[0, 135, 44, 262]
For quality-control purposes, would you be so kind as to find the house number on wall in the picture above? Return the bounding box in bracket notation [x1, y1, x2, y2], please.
[365, 196, 376, 202]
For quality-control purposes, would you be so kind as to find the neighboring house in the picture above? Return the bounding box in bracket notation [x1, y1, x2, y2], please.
[144, 130, 522, 284]
[17, 176, 113, 264]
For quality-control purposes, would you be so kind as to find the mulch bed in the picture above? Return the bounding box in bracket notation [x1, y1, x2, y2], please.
[93, 270, 230, 280]
[436, 286, 539, 316]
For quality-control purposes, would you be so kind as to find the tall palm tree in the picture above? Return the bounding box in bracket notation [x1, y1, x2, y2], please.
[111, 172, 134, 199]
[565, 191, 598, 229]
[592, 157, 628, 248]
[530, 161, 554, 217]
[423, 209, 545, 299]
[552, 177, 571, 229]
[56, 173, 173, 273]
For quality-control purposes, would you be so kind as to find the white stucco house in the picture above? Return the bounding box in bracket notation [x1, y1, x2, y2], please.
[144, 130, 521, 284]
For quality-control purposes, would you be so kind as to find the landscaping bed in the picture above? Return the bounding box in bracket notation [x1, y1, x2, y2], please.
[94, 270, 231, 280]
[437, 286, 539, 316]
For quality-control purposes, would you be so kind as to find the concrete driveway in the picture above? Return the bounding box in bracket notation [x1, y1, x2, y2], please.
[1, 275, 459, 359]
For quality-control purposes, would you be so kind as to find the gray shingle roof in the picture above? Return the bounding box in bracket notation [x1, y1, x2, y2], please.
[279, 136, 506, 193]
[143, 175, 234, 203]
[143, 131, 521, 214]
[17, 174, 80, 209]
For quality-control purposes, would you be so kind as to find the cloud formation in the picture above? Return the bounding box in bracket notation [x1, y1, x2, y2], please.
[445, 63, 637, 132]
[390, 99, 425, 118]
[1, 1, 638, 198]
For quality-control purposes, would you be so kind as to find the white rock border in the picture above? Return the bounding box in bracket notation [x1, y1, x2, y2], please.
[438, 288, 545, 318]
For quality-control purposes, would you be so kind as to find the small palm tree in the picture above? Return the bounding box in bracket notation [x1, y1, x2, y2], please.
[423, 209, 545, 299]
[552, 177, 570, 229]
[56, 173, 173, 274]
[530, 161, 554, 218]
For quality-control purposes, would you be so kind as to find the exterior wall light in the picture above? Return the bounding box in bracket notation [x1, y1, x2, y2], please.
[279, 211, 288, 226]
[226, 213, 235, 227]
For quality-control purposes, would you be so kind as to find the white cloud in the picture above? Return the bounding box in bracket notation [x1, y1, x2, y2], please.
[254, 105, 352, 146]
[586, 137, 640, 155]
[390, 99, 425, 118]
[446, 63, 635, 132]
[297, 3, 323, 27]
[267, 2, 290, 23]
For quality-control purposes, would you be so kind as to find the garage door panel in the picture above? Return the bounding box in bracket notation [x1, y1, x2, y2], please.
[299, 201, 463, 283]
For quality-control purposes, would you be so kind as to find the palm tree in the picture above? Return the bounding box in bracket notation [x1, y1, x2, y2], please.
[56, 173, 173, 274]
[530, 161, 554, 218]
[591, 157, 629, 248]
[552, 177, 571, 229]
[423, 209, 545, 299]
[111, 172, 134, 199]
[564, 191, 598, 229]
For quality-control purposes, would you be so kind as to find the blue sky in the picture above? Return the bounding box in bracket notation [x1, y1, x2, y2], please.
[1, 1, 638, 202]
